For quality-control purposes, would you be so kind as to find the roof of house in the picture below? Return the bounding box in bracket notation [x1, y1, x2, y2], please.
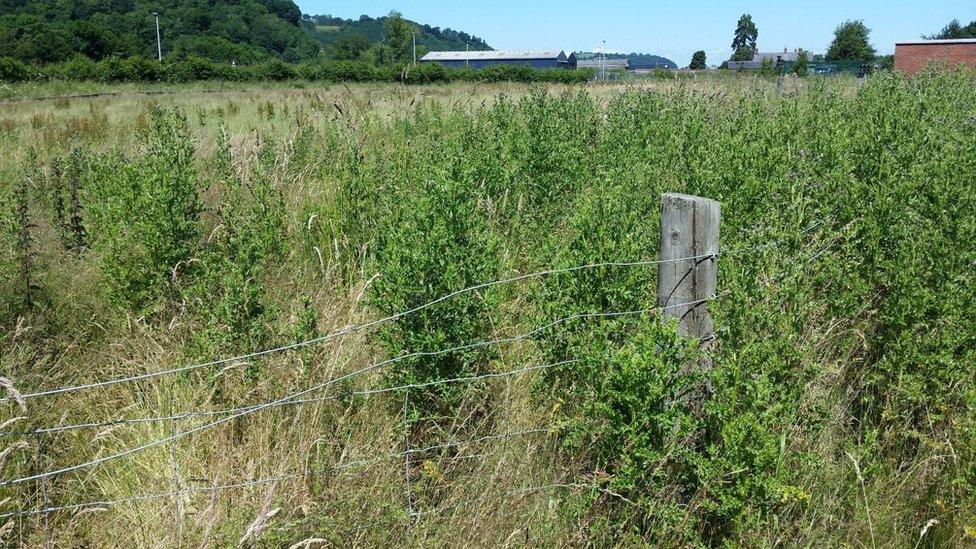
[754, 51, 810, 62]
[421, 50, 569, 62]
[896, 38, 976, 46]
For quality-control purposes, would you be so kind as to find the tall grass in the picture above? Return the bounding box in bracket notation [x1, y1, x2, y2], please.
[0, 72, 974, 547]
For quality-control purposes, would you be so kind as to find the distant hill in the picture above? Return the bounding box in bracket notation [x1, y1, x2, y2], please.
[306, 14, 491, 54]
[0, 0, 319, 64]
[576, 52, 677, 70]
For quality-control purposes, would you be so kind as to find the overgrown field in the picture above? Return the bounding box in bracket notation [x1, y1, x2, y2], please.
[0, 74, 974, 547]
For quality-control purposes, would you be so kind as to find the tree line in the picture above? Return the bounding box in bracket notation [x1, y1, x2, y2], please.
[689, 15, 974, 72]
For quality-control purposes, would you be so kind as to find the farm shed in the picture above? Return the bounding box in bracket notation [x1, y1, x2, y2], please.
[727, 49, 810, 70]
[421, 50, 577, 69]
[576, 58, 630, 70]
[895, 39, 976, 74]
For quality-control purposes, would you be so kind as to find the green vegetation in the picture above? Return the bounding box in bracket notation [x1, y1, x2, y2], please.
[827, 20, 877, 62]
[1, 72, 975, 546]
[793, 50, 810, 77]
[0, 0, 318, 63]
[927, 18, 976, 39]
[731, 14, 759, 61]
[0, 55, 594, 85]
[306, 12, 490, 55]
[689, 50, 707, 70]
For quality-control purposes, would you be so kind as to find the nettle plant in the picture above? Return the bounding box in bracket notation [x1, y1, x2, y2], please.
[184, 132, 286, 362]
[370, 165, 500, 421]
[84, 107, 201, 312]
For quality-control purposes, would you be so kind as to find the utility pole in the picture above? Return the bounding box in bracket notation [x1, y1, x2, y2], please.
[153, 12, 162, 62]
[601, 40, 606, 82]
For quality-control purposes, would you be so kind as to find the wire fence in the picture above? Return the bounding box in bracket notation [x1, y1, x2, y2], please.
[0, 232, 819, 534]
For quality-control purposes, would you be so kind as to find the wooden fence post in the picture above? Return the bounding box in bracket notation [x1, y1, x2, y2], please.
[657, 193, 720, 342]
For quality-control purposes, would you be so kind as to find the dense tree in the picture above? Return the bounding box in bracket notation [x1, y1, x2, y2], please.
[689, 50, 707, 70]
[793, 50, 809, 77]
[826, 20, 876, 62]
[329, 33, 370, 61]
[926, 18, 976, 39]
[382, 11, 417, 64]
[0, 0, 319, 64]
[731, 14, 758, 61]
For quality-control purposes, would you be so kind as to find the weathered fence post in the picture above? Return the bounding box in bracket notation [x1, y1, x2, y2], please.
[657, 193, 720, 342]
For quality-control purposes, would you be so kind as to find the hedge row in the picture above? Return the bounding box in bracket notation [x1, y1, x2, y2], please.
[0, 55, 596, 85]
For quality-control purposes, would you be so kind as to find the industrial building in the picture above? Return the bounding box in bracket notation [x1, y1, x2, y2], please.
[576, 58, 630, 71]
[420, 50, 577, 69]
[895, 39, 976, 74]
[727, 49, 810, 70]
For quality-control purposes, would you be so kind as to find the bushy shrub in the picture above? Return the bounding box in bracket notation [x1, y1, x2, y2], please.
[84, 108, 200, 310]
[398, 62, 449, 84]
[370, 168, 499, 418]
[163, 56, 233, 82]
[184, 133, 286, 357]
[0, 56, 35, 82]
[245, 59, 297, 81]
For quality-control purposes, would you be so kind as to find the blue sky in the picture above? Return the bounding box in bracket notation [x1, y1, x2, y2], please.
[295, 1, 975, 65]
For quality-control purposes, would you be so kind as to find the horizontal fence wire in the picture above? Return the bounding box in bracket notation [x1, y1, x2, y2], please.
[0, 360, 580, 438]
[0, 428, 554, 520]
[0, 254, 717, 405]
[0, 300, 709, 488]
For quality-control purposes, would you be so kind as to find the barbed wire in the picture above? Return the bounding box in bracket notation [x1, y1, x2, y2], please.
[0, 360, 580, 438]
[1, 300, 708, 487]
[0, 254, 715, 405]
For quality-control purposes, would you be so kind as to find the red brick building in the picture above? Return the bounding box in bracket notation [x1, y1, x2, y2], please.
[894, 39, 976, 74]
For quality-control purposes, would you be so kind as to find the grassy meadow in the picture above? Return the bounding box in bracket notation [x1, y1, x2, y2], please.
[0, 73, 975, 547]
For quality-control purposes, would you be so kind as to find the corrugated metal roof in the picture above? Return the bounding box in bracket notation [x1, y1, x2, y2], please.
[577, 59, 630, 69]
[421, 50, 567, 61]
[896, 38, 976, 46]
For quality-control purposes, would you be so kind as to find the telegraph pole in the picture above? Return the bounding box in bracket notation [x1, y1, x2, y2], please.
[153, 12, 162, 61]
[601, 40, 606, 82]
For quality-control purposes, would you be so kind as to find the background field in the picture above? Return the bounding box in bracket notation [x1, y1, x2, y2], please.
[1, 74, 975, 547]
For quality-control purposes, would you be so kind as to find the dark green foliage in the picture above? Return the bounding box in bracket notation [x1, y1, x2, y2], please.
[926, 18, 976, 39]
[370, 162, 499, 418]
[307, 13, 490, 56]
[826, 20, 877, 62]
[793, 50, 810, 77]
[0, 0, 318, 64]
[689, 50, 707, 70]
[0, 56, 35, 82]
[84, 108, 200, 311]
[731, 14, 759, 61]
[328, 33, 370, 61]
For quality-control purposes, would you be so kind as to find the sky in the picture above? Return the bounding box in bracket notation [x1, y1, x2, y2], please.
[295, 1, 975, 65]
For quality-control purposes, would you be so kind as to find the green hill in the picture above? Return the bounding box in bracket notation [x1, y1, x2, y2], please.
[306, 13, 491, 55]
[0, 0, 320, 64]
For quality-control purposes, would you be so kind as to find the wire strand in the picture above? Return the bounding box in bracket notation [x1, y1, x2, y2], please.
[1, 301, 706, 487]
[0, 360, 580, 438]
[0, 255, 713, 404]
